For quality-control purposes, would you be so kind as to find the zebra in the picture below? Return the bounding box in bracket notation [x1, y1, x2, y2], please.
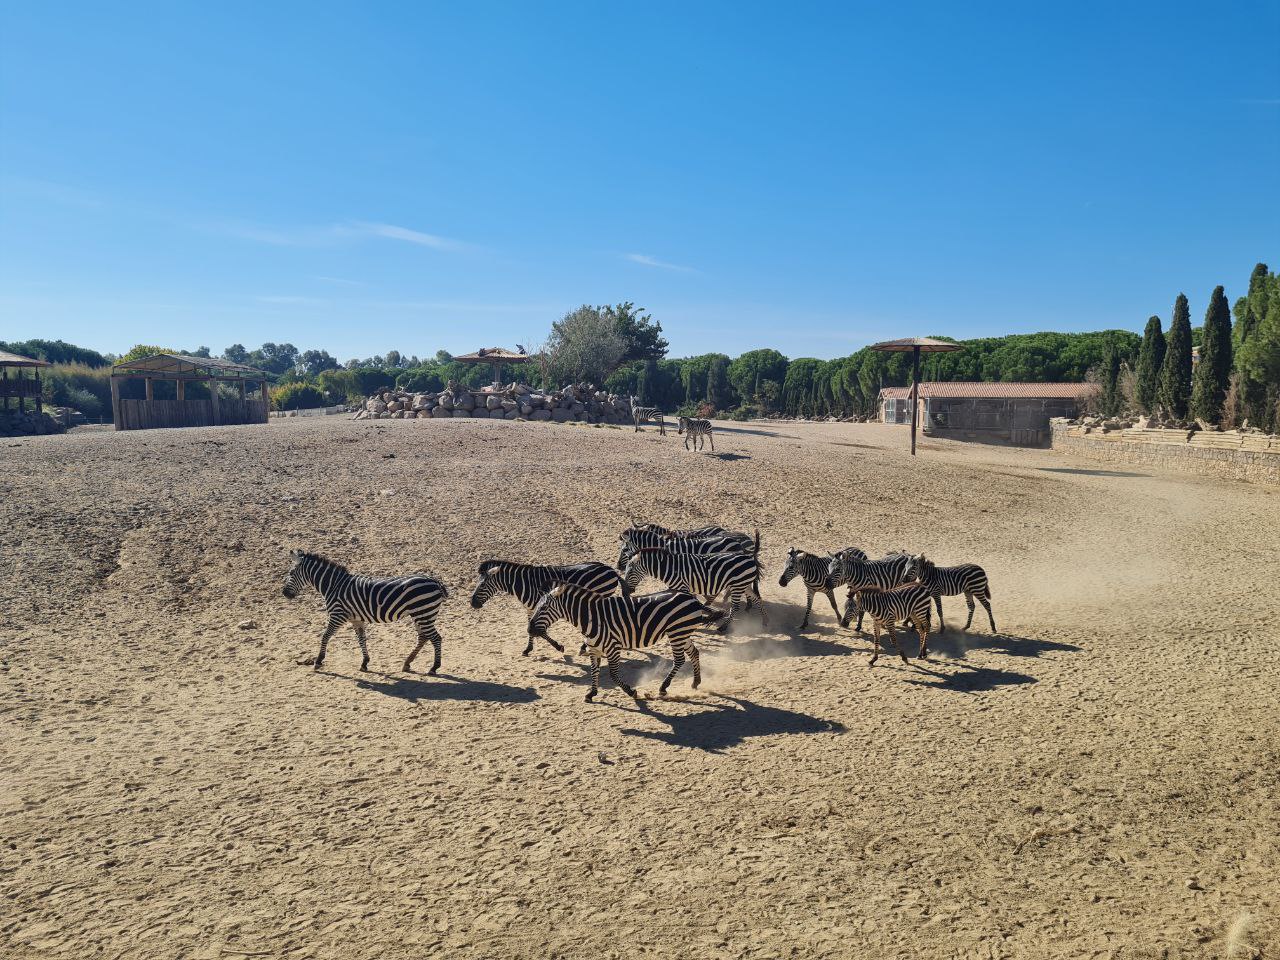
[631, 398, 667, 435]
[617, 527, 752, 570]
[470, 559, 623, 655]
[282, 550, 448, 674]
[824, 547, 869, 587]
[908, 555, 996, 632]
[677, 416, 714, 451]
[621, 537, 765, 630]
[778, 548, 843, 629]
[527, 584, 724, 701]
[847, 582, 934, 666]
[837, 553, 918, 631]
[627, 522, 755, 553]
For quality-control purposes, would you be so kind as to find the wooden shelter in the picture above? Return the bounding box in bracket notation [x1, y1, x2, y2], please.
[868, 337, 964, 456]
[111, 353, 270, 431]
[453, 347, 530, 386]
[880, 382, 1096, 447]
[0, 350, 50, 414]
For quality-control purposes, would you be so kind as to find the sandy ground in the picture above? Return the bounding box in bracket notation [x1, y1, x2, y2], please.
[1, 416, 1277, 960]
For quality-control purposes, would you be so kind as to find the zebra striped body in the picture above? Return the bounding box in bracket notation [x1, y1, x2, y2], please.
[282, 551, 448, 674]
[677, 416, 714, 451]
[825, 547, 869, 587]
[622, 539, 765, 630]
[908, 555, 995, 632]
[618, 527, 752, 571]
[631, 399, 667, 435]
[837, 554, 917, 631]
[470, 559, 623, 655]
[778, 548, 842, 629]
[632, 523, 754, 552]
[850, 583, 934, 665]
[528, 585, 724, 700]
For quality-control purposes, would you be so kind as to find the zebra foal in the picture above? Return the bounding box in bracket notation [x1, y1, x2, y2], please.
[621, 536, 765, 630]
[848, 583, 934, 665]
[677, 416, 714, 451]
[908, 555, 996, 632]
[470, 559, 623, 655]
[282, 551, 448, 674]
[528, 585, 724, 701]
[778, 548, 843, 629]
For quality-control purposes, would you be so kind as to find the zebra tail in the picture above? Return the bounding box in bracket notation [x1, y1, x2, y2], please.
[752, 528, 761, 592]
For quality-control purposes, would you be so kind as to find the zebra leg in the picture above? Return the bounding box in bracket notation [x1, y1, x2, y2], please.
[305, 613, 346, 669]
[824, 588, 841, 622]
[353, 624, 370, 672]
[980, 596, 996, 632]
[869, 623, 881, 667]
[659, 642, 687, 696]
[606, 650, 638, 700]
[718, 597, 741, 633]
[799, 588, 815, 630]
[855, 597, 865, 633]
[963, 593, 976, 630]
[708, 432, 714, 451]
[914, 614, 930, 659]
[934, 594, 945, 631]
[586, 654, 601, 702]
[884, 623, 909, 664]
[658, 418, 666, 436]
[690, 644, 702, 689]
[404, 624, 442, 675]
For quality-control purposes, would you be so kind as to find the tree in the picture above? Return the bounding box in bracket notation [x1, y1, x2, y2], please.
[0, 338, 111, 367]
[118, 344, 178, 364]
[298, 349, 340, 376]
[605, 302, 668, 364]
[1097, 339, 1124, 416]
[1134, 316, 1165, 412]
[1233, 263, 1277, 429]
[706, 355, 731, 410]
[251, 343, 300, 376]
[542, 305, 628, 385]
[727, 349, 788, 404]
[1190, 285, 1233, 422]
[189, 346, 212, 358]
[223, 344, 251, 365]
[1160, 294, 1193, 418]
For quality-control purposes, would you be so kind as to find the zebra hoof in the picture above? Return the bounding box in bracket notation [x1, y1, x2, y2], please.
[585, 691, 597, 703]
[359, 664, 369, 672]
[428, 666, 439, 676]
[296, 657, 316, 666]
[402, 663, 413, 673]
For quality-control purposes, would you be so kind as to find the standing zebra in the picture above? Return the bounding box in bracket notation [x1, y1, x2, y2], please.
[908, 555, 996, 632]
[824, 547, 869, 587]
[847, 582, 934, 665]
[631, 397, 666, 435]
[470, 559, 623, 655]
[677, 416, 714, 451]
[528, 585, 724, 701]
[837, 553, 918, 631]
[617, 527, 751, 570]
[282, 550, 448, 674]
[778, 548, 842, 629]
[621, 536, 765, 630]
[631, 522, 754, 550]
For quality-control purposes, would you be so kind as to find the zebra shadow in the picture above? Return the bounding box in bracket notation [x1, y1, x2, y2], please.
[706, 452, 751, 461]
[347, 670, 540, 704]
[899, 660, 1038, 693]
[615, 693, 846, 753]
[920, 629, 1081, 660]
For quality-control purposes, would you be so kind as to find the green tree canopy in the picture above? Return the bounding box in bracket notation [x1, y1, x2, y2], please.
[1160, 294, 1193, 418]
[1190, 286, 1233, 422]
[1134, 316, 1166, 412]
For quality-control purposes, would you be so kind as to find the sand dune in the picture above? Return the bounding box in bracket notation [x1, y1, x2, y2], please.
[1, 417, 1276, 959]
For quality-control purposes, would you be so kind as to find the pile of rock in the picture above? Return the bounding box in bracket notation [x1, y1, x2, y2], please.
[1062, 411, 1277, 438]
[0, 408, 66, 437]
[352, 381, 637, 425]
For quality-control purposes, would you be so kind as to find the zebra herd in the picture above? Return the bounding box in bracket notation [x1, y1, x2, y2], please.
[631, 400, 715, 452]
[281, 523, 994, 702]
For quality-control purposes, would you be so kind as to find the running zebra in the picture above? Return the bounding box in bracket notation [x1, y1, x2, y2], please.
[617, 527, 752, 570]
[528, 585, 724, 701]
[677, 416, 714, 451]
[837, 553, 918, 631]
[824, 547, 869, 587]
[778, 548, 842, 629]
[629, 522, 755, 552]
[631, 398, 667, 435]
[848, 582, 934, 666]
[621, 534, 765, 630]
[282, 550, 448, 674]
[470, 559, 623, 655]
[908, 555, 995, 632]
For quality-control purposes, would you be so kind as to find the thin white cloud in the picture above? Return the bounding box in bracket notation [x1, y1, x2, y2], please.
[351, 222, 465, 251]
[624, 252, 697, 273]
[256, 295, 327, 305]
[209, 220, 470, 251]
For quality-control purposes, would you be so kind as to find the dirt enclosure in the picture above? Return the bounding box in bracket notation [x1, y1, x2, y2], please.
[2, 417, 1277, 960]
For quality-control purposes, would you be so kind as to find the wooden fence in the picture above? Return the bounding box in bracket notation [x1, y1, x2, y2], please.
[115, 397, 268, 431]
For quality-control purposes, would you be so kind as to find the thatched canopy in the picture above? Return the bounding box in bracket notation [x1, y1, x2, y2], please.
[453, 347, 531, 365]
[868, 337, 963, 354]
[0, 349, 51, 368]
[112, 353, 264, 380]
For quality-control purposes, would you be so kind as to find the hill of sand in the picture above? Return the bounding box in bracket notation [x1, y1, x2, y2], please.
[2, 417, 1277, 959]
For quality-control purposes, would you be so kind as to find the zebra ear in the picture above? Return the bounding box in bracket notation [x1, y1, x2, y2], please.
[548, 581, 569, 597]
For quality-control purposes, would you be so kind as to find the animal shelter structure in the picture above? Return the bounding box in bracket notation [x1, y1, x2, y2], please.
[453, 347, 531, 386]
[880, 381, 1098, 447]
[0, 349, 49, 413]
[868, 337, 964, 455]
[111, 353, 270, 431]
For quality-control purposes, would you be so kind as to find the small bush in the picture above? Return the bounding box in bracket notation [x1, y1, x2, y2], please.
[41, 363, 114, 421]
[270, 383, 326, 410]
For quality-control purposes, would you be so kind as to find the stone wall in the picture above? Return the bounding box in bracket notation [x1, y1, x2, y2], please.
[0, 408, 66, 437]
[354, 382, 636, 425]
[1049, 421, 1280, 485]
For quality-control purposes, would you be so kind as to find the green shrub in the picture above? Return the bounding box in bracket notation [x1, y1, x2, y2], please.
[270, 383, 326, 410]
[41, 363, 114, 421]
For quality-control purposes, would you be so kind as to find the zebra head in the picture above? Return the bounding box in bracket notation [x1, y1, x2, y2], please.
[909, 555, 933, 581]
[619, 550, 656, 598]
[617, 534, 640, 571]
[282, 550, 307, 599]
[827, 547, 868, 583]
[470, 561, 505, 609]
[779, 548, 806, 587]
[527, 582, 572, 643]
[676, 416, 688, 434]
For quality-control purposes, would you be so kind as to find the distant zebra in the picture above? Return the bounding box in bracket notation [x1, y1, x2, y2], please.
[908, 555, 996, 632]
[631, 398, 667, 435]
[677, 416, 714, 451]
[621, 534, 765, 630]
[528, 585, 724, 701]
[837, 553, 918, 631]
[848, 582, 934, 665]
[778, 548, 842, 629]
[617, 527, 752, 571]
[282, 550, 448, 674]
[470, 559, 623, 655]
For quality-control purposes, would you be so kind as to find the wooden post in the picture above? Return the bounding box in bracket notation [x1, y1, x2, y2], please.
[910, 346, 921, 456]
[110, 376, 122, 430]
[209, 378, 221, 425]
[176, 380, 185, 401]
[2, 368, 7, 411]
[34, 372, 42, 413]
[239, 379, 246, 400]
[145, 378, 154, 401]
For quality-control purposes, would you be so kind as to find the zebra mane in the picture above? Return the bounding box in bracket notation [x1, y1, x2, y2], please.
[915, 556, 935, 575]
[298, 551, 349, 575]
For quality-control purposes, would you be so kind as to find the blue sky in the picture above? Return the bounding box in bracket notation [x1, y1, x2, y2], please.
[2, 1, 1277, 361]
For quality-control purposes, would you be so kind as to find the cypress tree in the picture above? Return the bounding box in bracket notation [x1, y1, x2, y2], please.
[1233, 263, 1271, 426]
[1100, 339, 1123, 417]
[1134, 316, 1165, 412]
[1160, 293, 1193, 419]
[1190, 285, 1233, 422]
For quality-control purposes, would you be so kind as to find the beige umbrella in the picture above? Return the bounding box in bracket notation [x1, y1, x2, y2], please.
[868, 338, 963, 456]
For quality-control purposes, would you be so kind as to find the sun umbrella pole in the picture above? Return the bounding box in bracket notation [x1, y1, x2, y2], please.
[910, 346, 921, 456]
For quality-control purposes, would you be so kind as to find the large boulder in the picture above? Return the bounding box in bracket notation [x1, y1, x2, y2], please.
[452, 409, 470, 418]
[551, 408, 572, 422]
[485, 394, 502, 410]
[531, 409, 552, 421]
[432, 407, 451, 418]
[490, 409, 506, 419]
